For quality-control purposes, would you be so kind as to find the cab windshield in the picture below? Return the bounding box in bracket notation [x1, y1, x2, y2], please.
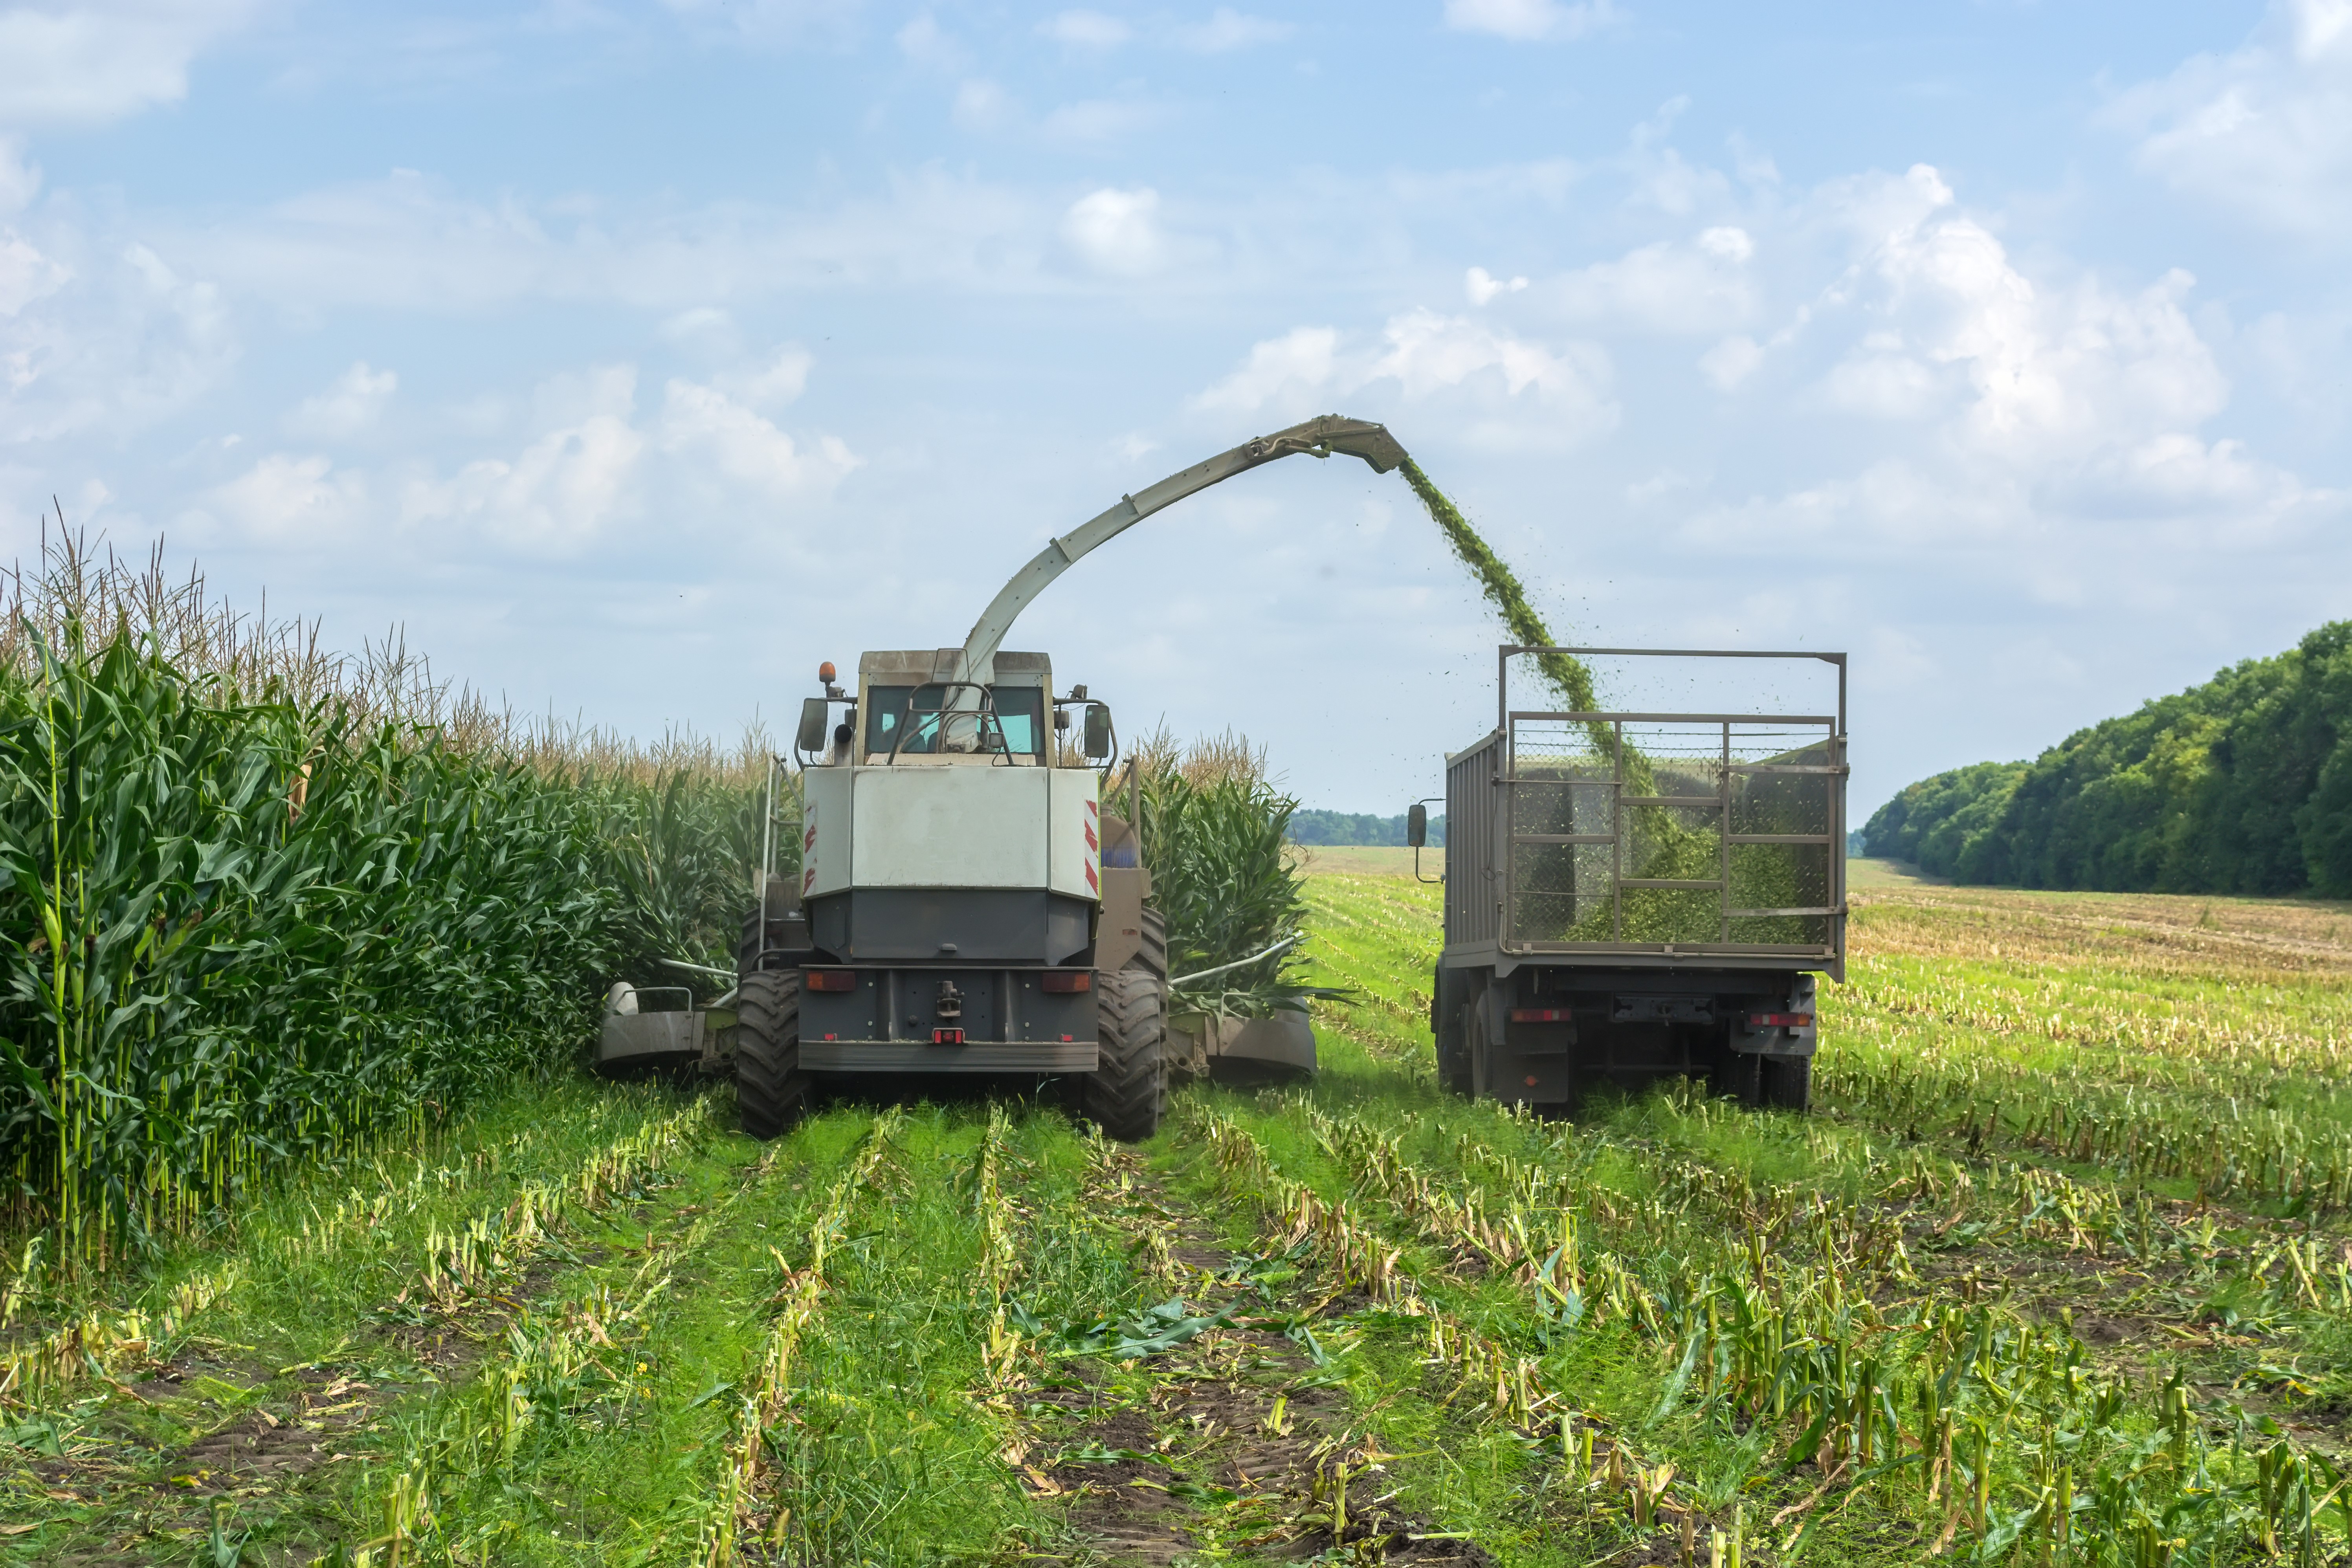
[865, 685, 1047, 760]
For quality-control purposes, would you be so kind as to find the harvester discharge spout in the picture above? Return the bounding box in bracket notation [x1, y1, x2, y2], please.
[955, 413, 1406, 683]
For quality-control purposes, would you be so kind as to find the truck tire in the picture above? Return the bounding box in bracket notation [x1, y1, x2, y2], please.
[1081, 970, 1167, 1142]
[1761, 1055, 1811, 1111]
[1432, 966, 1472, 1096]
[1712, 1047, 1762, 1108]
[736, 971, 809, 1141]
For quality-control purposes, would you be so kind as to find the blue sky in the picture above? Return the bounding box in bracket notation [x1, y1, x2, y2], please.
[2, 0, 2345, 816]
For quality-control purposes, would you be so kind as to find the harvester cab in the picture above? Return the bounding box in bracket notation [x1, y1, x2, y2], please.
[726, 414, 1410, 1142]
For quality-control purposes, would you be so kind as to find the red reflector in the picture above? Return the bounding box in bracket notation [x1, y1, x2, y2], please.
[1040, 970, 1092, 994]
[1509, 1007, 1568, 1023]
[805, 969, 857, 992]
[1748, 1012, 1814, 1029]
[932, 1027, 965, 1045]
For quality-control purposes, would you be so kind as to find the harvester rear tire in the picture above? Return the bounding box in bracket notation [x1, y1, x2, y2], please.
[1125, 906, 1169, 983]
[1081, 970, 1167, 1143]
[736, 971, 809, 1141]
[1761, 1055, 1811, 1112]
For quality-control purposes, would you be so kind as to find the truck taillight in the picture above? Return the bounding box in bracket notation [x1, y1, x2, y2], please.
[805, 969, 858, 992]
[933, 1027, 966, 1045]
[1748, 1012, 1813, 1029]
[1508, 1007, 1568, 1022]
[1040, 970, 1092, 994]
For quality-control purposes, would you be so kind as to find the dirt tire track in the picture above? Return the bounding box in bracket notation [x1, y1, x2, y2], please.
[1033, 1148, 1492, 1565]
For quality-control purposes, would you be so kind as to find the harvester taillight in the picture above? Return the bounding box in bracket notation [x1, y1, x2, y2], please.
[805, 969, 858, 992]
[1748, 1012, 1814, 1029]
[1040, 970, 1093, 994]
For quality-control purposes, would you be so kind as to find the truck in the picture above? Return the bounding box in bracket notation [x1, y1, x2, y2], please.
[728, 415, 1409, 1141]
[1414, 645, 1847, 1113]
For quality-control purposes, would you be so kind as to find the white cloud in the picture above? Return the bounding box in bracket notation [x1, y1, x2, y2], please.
[0, 229, 66, 315]
[1443, 0, 1618, 43]
[2107, 0, 2352, 238]
[0, 0, 261, 128]
[1697, 226, 1754, 264]
[952, 79, 1013, 132]
[1193, 309, 1616, 446]
[659, 306, 738, 353]
[1465, 266, 1528, 305]
[1060, 187, 1165, 275]
[0, 136, 38, 215]
[1040, 9, 1130, 48]
[199, 361, 858, 558]
[282, 361, 397, 442]
[658, 379, 859, 500]
[717, 343, 814, 407]
[1, 238, 232, 443]
[207, 452, 369, 542]
[159, 166, 1051, 310]
[1539, 230, 1756, 333]
[653, 0, 860, 46]
[1829, 172, 2227, 457]
[1675, 159, 2329, 573]
[400, 364, 646, 552]
[895, 11, 957, 64]
[1174, 7, 1291, 51]
[1040, 97, 1163, 143]
[1821, 332, 1942, 420]
[1698, 334, 1761, 390]
[1191, 326, 1341, 415]
[1042, 6, 1287, 53]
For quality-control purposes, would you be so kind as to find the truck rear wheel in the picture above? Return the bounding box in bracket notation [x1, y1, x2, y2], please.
[736, 971, 809, 1141]
[1432, 966, 1473, 1096]
[1761, 1055, 1811, 1111]
[1081, 970, 1166, 1142]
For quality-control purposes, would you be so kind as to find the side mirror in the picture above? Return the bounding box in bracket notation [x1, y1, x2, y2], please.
[1407, 803, 1427, 848]
[1083, 705, 1112, 760]
[797, 697, 831, 754]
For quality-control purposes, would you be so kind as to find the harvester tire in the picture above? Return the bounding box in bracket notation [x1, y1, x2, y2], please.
[736, 970, 808, 1141]
[1081, 970, 1166, 1143]
[736, 907, 763, 982]
[1125, 906, 1169, 983]
[1761, 1055, 1811, 1112]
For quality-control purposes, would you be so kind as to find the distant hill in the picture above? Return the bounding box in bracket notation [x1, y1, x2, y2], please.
[1862, 623, 2352, 896]
[1289, 810, 1446, 847]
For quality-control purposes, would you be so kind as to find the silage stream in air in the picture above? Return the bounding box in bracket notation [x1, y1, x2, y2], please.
[1399, 458, 1818, 944]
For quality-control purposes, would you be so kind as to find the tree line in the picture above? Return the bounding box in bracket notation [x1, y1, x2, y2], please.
[1862, 622, 2352, 896]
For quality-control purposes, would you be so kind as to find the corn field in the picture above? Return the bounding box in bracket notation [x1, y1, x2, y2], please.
[0, 540, 770, 1268]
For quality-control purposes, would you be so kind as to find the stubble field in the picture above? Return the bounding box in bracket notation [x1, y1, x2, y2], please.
[4, 858, 2350, 1566]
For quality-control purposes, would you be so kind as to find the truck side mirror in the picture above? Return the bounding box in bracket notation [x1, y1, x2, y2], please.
[1407, 803, 1427, 848]
[797, 697, 831, 754]
[1083, 705, 1112, 760]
